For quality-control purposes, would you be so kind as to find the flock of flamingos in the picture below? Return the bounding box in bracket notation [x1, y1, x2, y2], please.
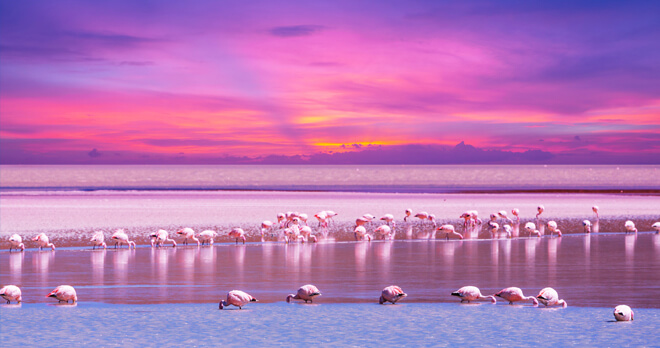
[2, 205, 658, 322]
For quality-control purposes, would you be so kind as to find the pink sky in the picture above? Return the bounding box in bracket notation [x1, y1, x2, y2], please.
[1, 1, 658, 164]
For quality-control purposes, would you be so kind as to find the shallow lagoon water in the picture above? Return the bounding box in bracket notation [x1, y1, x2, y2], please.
[1, 302, 657, 347]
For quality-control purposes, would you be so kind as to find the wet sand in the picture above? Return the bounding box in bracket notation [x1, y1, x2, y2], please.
[2, 233, 659, 308]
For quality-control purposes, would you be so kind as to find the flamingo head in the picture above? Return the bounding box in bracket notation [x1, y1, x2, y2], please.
[511, 208, 519, 216]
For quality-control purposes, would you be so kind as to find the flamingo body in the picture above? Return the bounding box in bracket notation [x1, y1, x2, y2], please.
[228, 228, 246, 244]
[495, 287, 538, 306]
[0, 285, 22, 304]
[111, 229, 136, 249]
[47, 285, 77, 303]
[177, 227, 200, 246]
[625, 221, 637, 233]
[536, 287, 567, 307]
[379, 285, 407, 304]
[287, 284, 322, 303]
[451, 286, 496, 303]
[219, 290, 257, 309]
[33, 233, 56, 250]
[90, 231, 107, 249]
[198, 230, 217, 246]
[613, 305, 634, 321]
[9, 234, 25, 252]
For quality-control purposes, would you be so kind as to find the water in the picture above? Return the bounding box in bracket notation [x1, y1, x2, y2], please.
[1, 164, 659, 193]
[1, 302, 657, 347]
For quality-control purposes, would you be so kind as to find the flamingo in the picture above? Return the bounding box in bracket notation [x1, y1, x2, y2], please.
[228, 228, 247, 244]
[299, 226, 318, 243]
[524, 222, 541, 238]
[436, 225, 464, 240]
[582, 220, 592, 233]
[653, 222, 660, 233]
[613, 305, 634, 321]
[536, 205, 545, 219]
[592, 206, 599, 219]
[404, 209, 413, 222]
[488, 222, 499, 238]
[0, 285, 22, 304]
[32, 233, 55, 251]
[90, 231, 107, 249]
[325, 210, 338, 224]
[375, 225, 394, 240]
[355, 217, 370, 227]
[547, 221, 562, 237]
[511, 208, 520, 223]
[46, 285, 77, 303]
[314, 212, 328, 228]
[536, 287, 567, 308]
[286, 284, 322, 303]
[451, 286, 496, 304]
[354, 226, 372, 241]
[495, 287, 539, 306]
[150, 229, 177, 247]
[470, 211, 483, 226]
[9, 234, 25, 252]
[380, 214, 395, 227]
[176, 227, 200, 246]
[219, 290, 257, 309]
[625, 221, 637, 233]
[298, 213, 309, 226]
[111, 229, 136, 249]
[198, 230, 217, 246]
[511, 208, 521, 236]
[502, 225, 513, 238]
[260, 221, 275, 241]
[498, 210, 513, 225]
[276, 213, 286, 228]
[379, 285, 407, 304]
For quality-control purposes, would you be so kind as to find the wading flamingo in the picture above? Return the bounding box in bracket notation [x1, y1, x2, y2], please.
[228, 228, 247, 244]
[46, 285, 77, 303]
[286, 284, 322, 303]
[547, 221, 562, 237]
[277, 213, 286, 228]
[355, 217, 370, 227]
[150, 229, 177, 247]
[379, 285, 407, 304]
[90, 231, 107, 249]
[653, 222, 660, 233]
[314, 212, 328, 228]
[354, 226, 372, 241]
[111, 229, 136, 249]
[299, 226, 318, 243]
[325, 211, 338, 224]
[495, 287, 539, 306]
[488, 222, 499, 238]
[536, 287, 567, 308]
[0, 285, 22, 304]
[375, 225, 394, 240]
[613, 305, 634, 321]
[261, 221, 275, 241]
[436, 225, 464, 240]
[502, 225, 513, 239]
[625, 221, 637, 233]
[451, 286, 496, 304]
[380, 214, 395, 227]
[9, 234, 25, 252]
[498, 210, 513, 225]
[582, 220, 592, 233]
[198, 230, 217, 246]
[524, 222, 542, 238]
[33, 233, 55, 251]
[511, 208, 521, 236]
[404, 209, 413, 222]
[592, 206, 599, 219]
[219, 290, 257, 309]
[176, 227, 200, 246]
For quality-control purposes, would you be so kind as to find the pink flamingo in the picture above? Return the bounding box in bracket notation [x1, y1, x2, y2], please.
[9, 234, 25, 252]
[495, 287, 538, 306]
[582, 220, 592, 233]
[536, 287, 567, 308]
[299, 226, 318, 243]
[90, 231, 107, 249]
[228, 228, 246, 244]
[0, 285, 22, 304]
[613, 305, 634, 321]
[176, 227, 200, 246]
[524, 222, 541, 238]
[592, 206, 599, 219]
[498, 210, 513, 225]
[502, 225, 513, 238]
[325, 210, 338, 224]
[451, 286, 496, 303]
[625, 220, 637, 233]
[314, 211, 329, 228]
[298, 213, 309, 226]
[547, 221, 562, 237]
[32, 233, 55, 251]
[487, 222, 499, 238]
[111, 229, 136, 249]
[150, 229, 177, 247]
[404, 209, 413, 222]
[536, 205, 545, 219]
[277, 213, 286, 228]
[436, 225, 464, 240]
[260, 221, 275, 241]
[286, 284, 322, 303]
[511, 208, 521, 237]
[380, 214, 395, 227]
[355, 216, 370, 227]
[354, 226, 372, 241]
[198, 230, 217, 246]
[46, 285, 77, 303]
[219, 290, 257, 309]
[379, 285, 407, 304]
[375, 225, 394, 240]
[653, 222, 660, 233]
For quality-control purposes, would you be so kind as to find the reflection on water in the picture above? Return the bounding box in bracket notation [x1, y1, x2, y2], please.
[1, 233, 659, 308]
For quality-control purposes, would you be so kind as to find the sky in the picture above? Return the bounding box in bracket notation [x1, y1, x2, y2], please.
[1, 0, 659, 164]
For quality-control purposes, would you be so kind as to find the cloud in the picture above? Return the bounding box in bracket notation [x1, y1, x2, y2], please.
[269, 25, 325, 37]
[88, 148, 102, 158]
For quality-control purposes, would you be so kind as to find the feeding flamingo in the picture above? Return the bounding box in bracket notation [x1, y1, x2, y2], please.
[451, 286, 496, 304]
[582, 220, 592, 233]
[375, 225, 394, 240]
[219, 290, 257, 309]
[9, 234, 25, 252]
[0, 285, 22, 304]
[198, 230, 217, 246]
[299, 226, 318, 243]
[495, 287, 539, 306]
[436, 225, 464, 240]
[379, 285, 407, 304]
[354, 226, 372, 241]
[325, 211, 338, 224]
[176, 228, 200, 246]
[502, 225, 513, 238]
[487, 222, 499, 238]
[547, 221, 562, 237]
[498, 210, 513, 225]
[260, 221, 275, 241]
[653, 222, 660, 233]
[613, 305, 634, 321]
[46, 285, 77, 303]
[536, 287, 567, 308]
[228, 228, 247, 244]
[111, 229, 136, 249]
[149, 229, 177, 247]
[625, 221, 637, 233]
[286, 284, 322, 303]
[380, 214, 395, 227]
[524, 222, 542, 238]
[90, 231, 107, 249]
[32, 233, 55, 251]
